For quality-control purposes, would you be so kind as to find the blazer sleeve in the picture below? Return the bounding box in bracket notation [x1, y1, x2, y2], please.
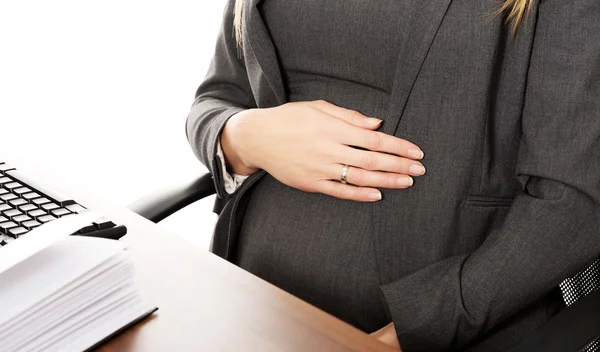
[186, 0, 257, 199]
[380, 1, 600, 351]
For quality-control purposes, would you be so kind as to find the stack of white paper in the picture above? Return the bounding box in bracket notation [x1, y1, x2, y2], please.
[0, 214, 155, 352]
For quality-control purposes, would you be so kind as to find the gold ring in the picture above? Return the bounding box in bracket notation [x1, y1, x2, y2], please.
[340, 165, 349, 184]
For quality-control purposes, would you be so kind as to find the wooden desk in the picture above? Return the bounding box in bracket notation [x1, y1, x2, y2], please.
[72, 200, 395, 351]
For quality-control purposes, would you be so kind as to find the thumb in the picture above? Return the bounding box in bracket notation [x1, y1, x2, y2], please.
[307, 100, 382, 130]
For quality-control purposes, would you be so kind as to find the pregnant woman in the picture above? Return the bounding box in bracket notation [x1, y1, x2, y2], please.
[186, 0, 600, 350]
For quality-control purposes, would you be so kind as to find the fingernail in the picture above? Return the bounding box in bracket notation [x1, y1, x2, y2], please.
[397, 176, 414, 187]
[409, 164, 426, 176]
[368, 191, 382, 201]
[366, 118, 382, 126]
[408, 149, 424, 160]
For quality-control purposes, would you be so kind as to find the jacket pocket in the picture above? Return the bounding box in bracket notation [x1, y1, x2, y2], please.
[465, 195, 514, 207]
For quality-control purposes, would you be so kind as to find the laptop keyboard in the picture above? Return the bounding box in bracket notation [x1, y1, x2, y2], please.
[0, 162, 126, 245]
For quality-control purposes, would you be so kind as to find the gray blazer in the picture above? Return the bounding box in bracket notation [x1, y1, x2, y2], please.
[186, 0, 600, 350]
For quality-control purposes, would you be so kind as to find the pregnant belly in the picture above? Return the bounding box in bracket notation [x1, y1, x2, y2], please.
[235, 174, 389, 332]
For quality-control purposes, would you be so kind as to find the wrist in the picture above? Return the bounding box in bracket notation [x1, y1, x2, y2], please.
[220, 110, 260, 176]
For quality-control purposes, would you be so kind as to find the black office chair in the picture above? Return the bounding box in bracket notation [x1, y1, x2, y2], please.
[128, 173, 600, 352]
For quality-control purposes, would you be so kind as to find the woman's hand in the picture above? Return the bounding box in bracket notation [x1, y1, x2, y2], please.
[371, 323, 402, 351]
[220, 100, 425, 202]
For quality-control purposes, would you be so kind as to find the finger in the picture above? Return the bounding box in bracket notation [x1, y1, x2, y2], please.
[328, 164, 414, 189]
[338, 147, 427, 176]
[370, 323, 401, 349]
[315, 180, 382, 202]
[307, 100, 382, 130]
[342, 129, 424, 160]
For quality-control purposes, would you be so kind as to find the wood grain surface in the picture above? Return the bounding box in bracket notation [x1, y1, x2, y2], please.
[86, 203, 396, 352]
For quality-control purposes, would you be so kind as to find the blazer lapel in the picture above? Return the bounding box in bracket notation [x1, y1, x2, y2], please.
[382, 0, 454, 136]
[373, 0, 454, 284]
[244, 0, 287, 106]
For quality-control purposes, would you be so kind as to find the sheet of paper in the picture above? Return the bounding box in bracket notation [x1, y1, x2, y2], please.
[0, 216, 155, 352]
[0, 235, 126, 326]
[0, 252, 131, 344]
[0, 211, 105, 275]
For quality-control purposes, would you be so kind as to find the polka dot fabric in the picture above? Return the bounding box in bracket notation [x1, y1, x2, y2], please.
[559, 259, 600, 351]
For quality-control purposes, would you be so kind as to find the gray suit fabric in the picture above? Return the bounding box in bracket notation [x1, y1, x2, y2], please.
[236, 0, 405, 334]
[186, 0, 600, 351]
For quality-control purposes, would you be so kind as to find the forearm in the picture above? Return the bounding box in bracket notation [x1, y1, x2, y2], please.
[382, 178, 600, 351]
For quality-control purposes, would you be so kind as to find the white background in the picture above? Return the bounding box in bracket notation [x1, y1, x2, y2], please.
[0, 0, 228, 248]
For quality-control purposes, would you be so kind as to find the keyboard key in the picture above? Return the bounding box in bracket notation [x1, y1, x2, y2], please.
[4, 209, 22, 218]
[4, 209, 23, 219]
[0, 163, 15, 174]
[28, 209, 47, 218]
[22, 220, 41, 230]
[6, 170, 76, 206]
[4, 182, 22, 191]
[66, 204, 86, 213]
[22, 192, 40, 200]
[51, 208, 71, 217]
[0, 221, 18, 233]
[0, 189, 8, 196]
[18, 204, 37, 212]
[0, 204, 12, 213]
[32, 197, 50, 206]
[94, 218, 116, 230]
[38, 214, 56, 223]
[8, 226, 27, 238]
[13, 187, 31, 195]
[13, 214, 31, 223]
[0, 216, 8, 223]
[0, 177, 12, 185]
[8, 198, 27, 207]
[0, 193, 17, 202]
[42, 203, 60, 211]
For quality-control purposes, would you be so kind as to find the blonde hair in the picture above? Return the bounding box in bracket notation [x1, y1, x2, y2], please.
[496, 0, 536, 35]
[233, 0, 245, 47]
[233, 0, 535, 46]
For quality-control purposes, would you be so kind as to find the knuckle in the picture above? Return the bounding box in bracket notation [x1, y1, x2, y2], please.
[385, 174, 397, 189]
[364, 132, 381, 150]
[394, 158, 407, 173]
[314, 181, 330, 194]
[393, 139, 405, 154]
[347, 110, 362, 125]
[332, 187, 347, 199]
[360, 153, 376, 170]
[317, 145, 335, 159]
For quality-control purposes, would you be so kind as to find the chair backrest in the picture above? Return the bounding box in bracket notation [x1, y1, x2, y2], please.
[559, 258, 600, 351]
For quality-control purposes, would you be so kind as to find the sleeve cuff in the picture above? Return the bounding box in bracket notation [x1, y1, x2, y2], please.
[206, 107, 246, 198]
[216, 137, 249, 194]
[379, 256, 473, 352]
